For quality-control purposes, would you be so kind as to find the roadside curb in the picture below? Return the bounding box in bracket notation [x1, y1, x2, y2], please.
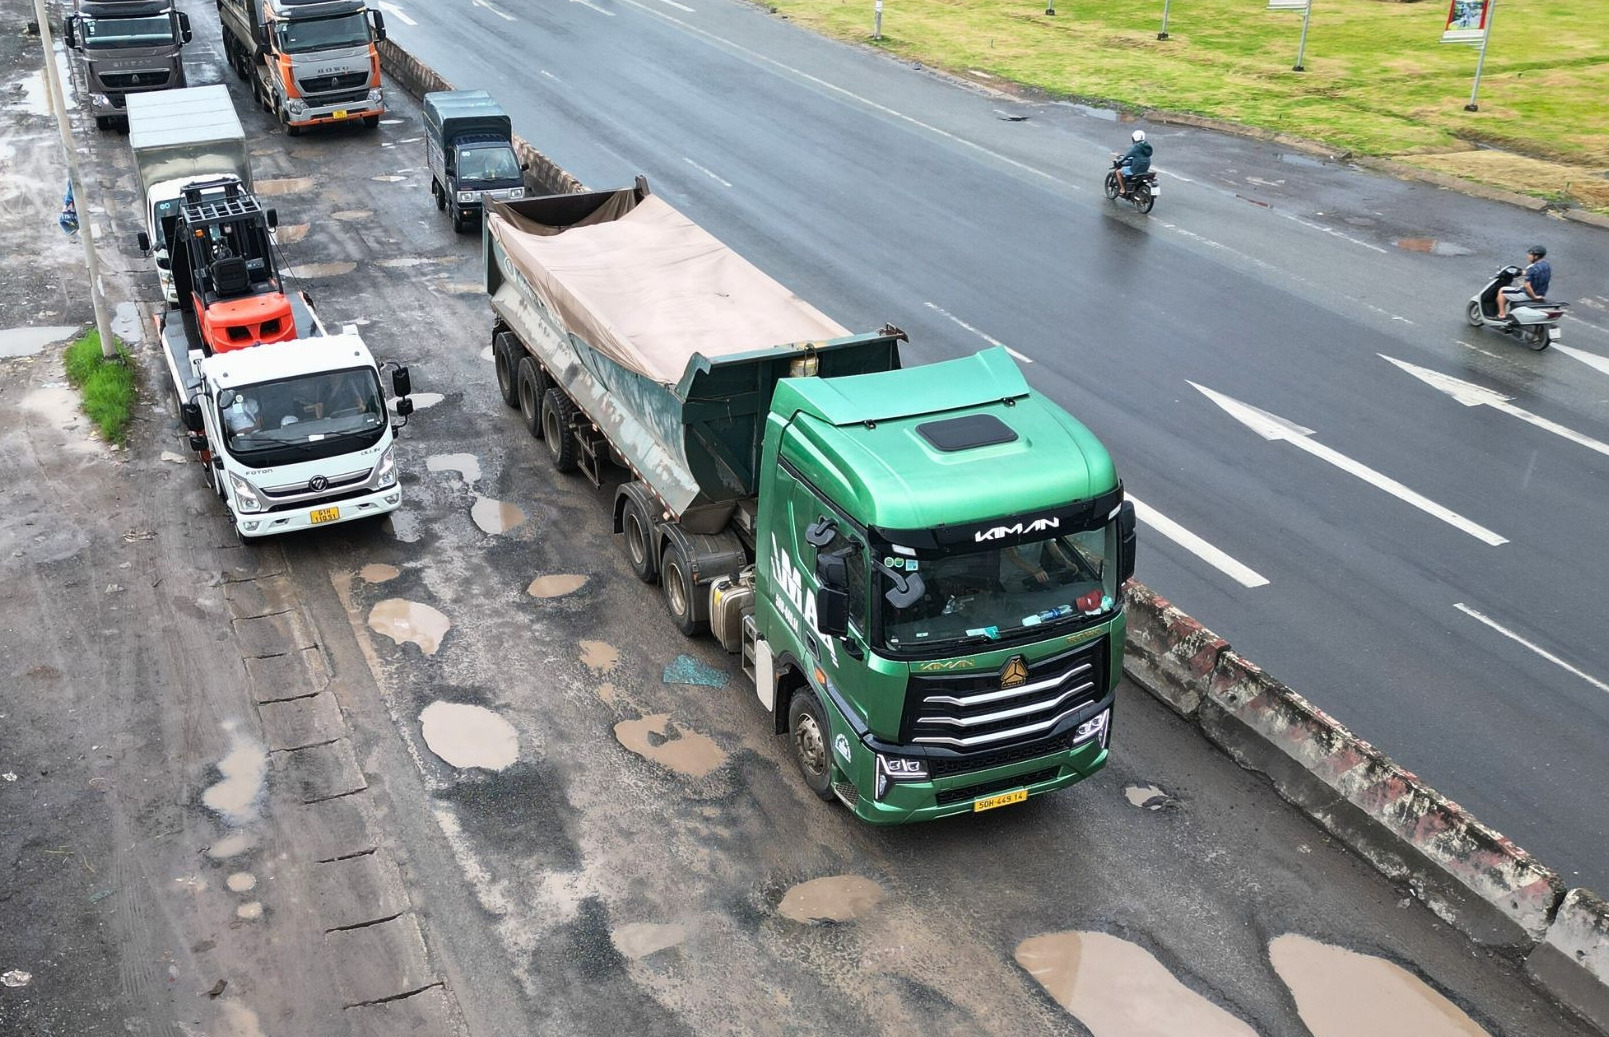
[1124, 577, 1608, 1029]
[377, 34, 1609, 1032]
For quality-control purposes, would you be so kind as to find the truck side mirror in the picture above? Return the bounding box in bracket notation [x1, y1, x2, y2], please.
[370, 9, 387, 40]
[391, 366, 411, 398]
[265, 208, 278, 230]
[63, 17, 78, 48]
[815, 549, 848, 590]
[178, 13, 193, 43]
[180, 402, 204, 433]
[1117, 500, 1137, 583]
[816, 587, 849, 638]
[137, 231, 151, 254]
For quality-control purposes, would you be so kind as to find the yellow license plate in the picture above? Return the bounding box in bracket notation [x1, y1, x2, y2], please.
[333, 109, 348, 119]
[310, 506, 340, 524]
[973, 788, 1028, 813]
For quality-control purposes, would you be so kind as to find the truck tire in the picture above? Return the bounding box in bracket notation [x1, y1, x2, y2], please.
[452, 210, 468, 234]
[279, 105, 301, 137]
[659, 540, 707, 636]
[515, 356, 545, 438]
[363, 115, 380, 129]
[788, 691, 837, 802]
[434, 180, 446, 211]
[620, 494, 657, 583]
[95, 116, 112, 131]
[541, 388, 579, 473]
[494, 340, 521, 409]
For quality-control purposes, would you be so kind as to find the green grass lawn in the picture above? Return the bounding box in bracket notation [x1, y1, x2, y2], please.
[64, 328, 137, 446]
[773, 0, 1608, 181]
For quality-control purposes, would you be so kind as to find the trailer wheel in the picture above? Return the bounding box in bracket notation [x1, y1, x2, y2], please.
[659, 541, 707, 636]
[620, 495, 657, 583]
[788, 691, 837, 801]
[494, 340, 521, 409]
[541, 387, 579, 473]
[515, 356, 545, 438]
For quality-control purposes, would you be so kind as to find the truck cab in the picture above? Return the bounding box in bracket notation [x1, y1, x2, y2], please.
[63, 0, 192, 130]
[422, 90, 525, 233]
[218, 0, 387, 133]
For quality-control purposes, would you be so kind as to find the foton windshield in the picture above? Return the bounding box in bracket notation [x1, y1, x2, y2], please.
[81, 15, 175, 47]
[218, 367, 385, 462]
[878, 523, 1119, 655]
[276, 13, 370, 53]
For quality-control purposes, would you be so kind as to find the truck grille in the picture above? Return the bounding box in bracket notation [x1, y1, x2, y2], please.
[297, 72, 369, 96]
[934, 767, 1057, 807]
[926, 728, 1080, 779]
[260, 467, 374, 510]
[904, 638, 1106, 751]
[100, 71, 170, 90]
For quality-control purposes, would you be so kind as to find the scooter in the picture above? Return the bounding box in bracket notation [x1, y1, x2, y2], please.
[1466, 266, 1565, 351]
[1105, 158, 1158, 214]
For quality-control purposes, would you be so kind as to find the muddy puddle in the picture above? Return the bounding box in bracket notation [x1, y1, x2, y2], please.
[202, 726, 268, 827]
[395, 391, 443, 411]
[368, 598, 451, 655]
[284, 261, 357, 279]
[253, 176, 314, 195]
[275, 223, 310, 244]
[579, 639, 619, 673]
[235, 901, 263, 920]
[426, 452, 481, 484]
[378, 256, 442, 268]
[359, 563, 400, 583]
[1124, 784, 1172, 809]
[371, 174, 407, 182]
[226, 872, 257, 893]
[207, 832, 255, 859]
[777, 875, 884, 923]
[1015, 931, 1257, 1037]
[471, 496, 526, 535]
[110, 301, 142, 346]
[1396, 238, 1474, 257]
[0, 325, 76, 358]
[613, 714, 725, 778]
[1270, 934, 1490, 1037]
[527, 574, 588, 598]
[440, 281, 485, 296]
[330, 209, 373, 221]
[595, 682, 618, 705]
[419, 701, 519, 771]
[612, 922, 687, 960]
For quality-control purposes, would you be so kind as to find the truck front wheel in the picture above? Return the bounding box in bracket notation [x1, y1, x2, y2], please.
[660, 541, 707, 637]
[541, 387, 579, 473]
[788, 691, 837, 802]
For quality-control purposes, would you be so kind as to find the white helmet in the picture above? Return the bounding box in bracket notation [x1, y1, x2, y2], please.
[1131, 129, 1147, 143]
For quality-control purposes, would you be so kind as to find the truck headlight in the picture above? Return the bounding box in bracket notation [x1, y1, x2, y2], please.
[228, 472, 263, 513]
[1074, 709, 1110, 747]
[286, 97, 308, 115]
[456, 191, 475, 204]
[508, 187, 525, 200]
[873, 753, 928, 801]
[366, 88, 383, 103]
[375, 445, 397, 487]
[90, 92, 109, 106]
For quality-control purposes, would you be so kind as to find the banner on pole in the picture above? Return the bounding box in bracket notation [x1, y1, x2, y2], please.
[1442, 0, 1490, 44]
[1267, 0, 1308, 9]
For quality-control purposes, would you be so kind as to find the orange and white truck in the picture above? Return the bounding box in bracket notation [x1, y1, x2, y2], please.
[217, 0, 387, 134]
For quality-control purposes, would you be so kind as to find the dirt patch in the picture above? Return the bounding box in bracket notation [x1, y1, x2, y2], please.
[1403, 149, 1609, 209]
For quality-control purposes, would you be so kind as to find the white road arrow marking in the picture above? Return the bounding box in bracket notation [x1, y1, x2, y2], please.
[376, 1, 416, 25]
[1381, 354, 1609, 461]
[473, 0, 517, 20]
[1127, 495, 1269, 589]
[1455, 603, 1609, 695]
[922, 302, 1032, 363]
[1189, 381, 1508, 546]
[1554, 342, 1609, 379]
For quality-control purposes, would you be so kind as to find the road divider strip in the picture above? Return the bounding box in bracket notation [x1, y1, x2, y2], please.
[377, 36, 1609, 1033]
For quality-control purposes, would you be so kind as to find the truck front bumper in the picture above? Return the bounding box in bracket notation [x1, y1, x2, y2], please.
[285, 92, 385, 128]
[234, 487, 401, 538]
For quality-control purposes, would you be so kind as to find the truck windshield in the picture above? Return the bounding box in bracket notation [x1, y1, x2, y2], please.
[276, 13, 370, 53]
[457, 146, 520, 183]
[80, 15, 175, 47]
[217, 367, 385, 459]
[878, 524, 1120, 656]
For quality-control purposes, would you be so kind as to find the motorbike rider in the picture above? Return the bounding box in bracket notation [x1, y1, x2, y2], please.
[1113, 129, 1153, 197]
[1496, 245, 1551, 321]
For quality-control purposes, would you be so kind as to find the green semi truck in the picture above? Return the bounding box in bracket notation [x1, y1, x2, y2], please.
[484, 179, 1135, 822]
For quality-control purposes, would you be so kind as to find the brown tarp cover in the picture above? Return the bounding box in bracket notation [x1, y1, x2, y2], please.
[488, 194, 848, 385]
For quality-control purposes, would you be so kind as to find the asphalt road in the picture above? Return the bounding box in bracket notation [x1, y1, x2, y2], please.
[377, 0, 1609, 892]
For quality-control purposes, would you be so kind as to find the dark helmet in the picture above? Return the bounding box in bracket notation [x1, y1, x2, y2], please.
[1528, 244, 1547, 258]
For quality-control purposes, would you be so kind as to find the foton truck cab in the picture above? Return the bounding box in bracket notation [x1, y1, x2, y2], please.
[218, 0, 386, 134]
[62, 0, 193, 130]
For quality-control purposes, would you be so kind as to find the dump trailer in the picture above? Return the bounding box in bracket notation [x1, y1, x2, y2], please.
[485, 180, 1136, 823]
[422, 90, 525, 233]
[218, 0, 386, 134]
[62, 0, 193, 130]
[128, 85, 250, 307]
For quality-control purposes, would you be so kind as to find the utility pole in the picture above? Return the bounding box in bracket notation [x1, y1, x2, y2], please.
[32, 0, 117, 360]
[1465, 0, 1497, 111]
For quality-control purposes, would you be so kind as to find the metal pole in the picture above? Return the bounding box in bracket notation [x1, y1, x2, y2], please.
[1465, 0, 1496, 111]
[1158, 0, 1172, 40]
[32, 0, 117, 360]
[1293, 0, 1312, 72]
[874, 0, 883, 37]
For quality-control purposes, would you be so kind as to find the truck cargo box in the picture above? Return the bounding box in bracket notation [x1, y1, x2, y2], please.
[128, 84, 250, 196]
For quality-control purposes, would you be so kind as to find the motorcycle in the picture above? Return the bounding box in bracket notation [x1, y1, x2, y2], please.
[1466, 266, 1565, 351]
[1105, 158, 1158, 214]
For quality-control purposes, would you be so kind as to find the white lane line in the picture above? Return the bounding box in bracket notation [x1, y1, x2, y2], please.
[1127, 495, 1270, 589]
[683, 156, 731, 187]
[376, 1, 417, 26]
[568, 0, 617, 16]
[651, 0, 695, 10]
[1191, 381, 1508, 546]
[1277, 211, 1387, 254]
[1382, 354, 1609, 460]
[922, 302, 1032, 363]
[1553, 342, 1609, 378]
[1455, 603, 1609, 695]
[473, 0, 518, 19]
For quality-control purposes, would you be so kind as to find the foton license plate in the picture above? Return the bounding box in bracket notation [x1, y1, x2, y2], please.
[332, 109, 348, 119]
[973, 788, 1028, 813]
[310, 506, 340, 524]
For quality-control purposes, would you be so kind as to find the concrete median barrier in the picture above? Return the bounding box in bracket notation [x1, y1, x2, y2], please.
[1528, 888, 1609, 1032]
